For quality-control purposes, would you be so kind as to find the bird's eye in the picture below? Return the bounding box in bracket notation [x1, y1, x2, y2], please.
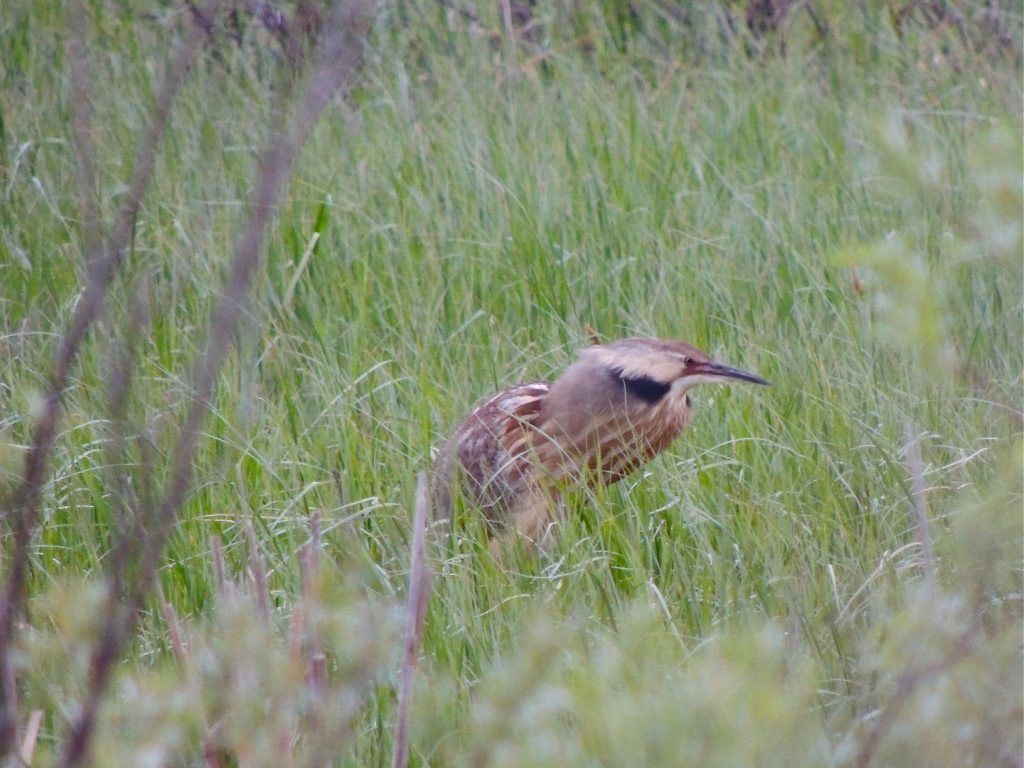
[683, 356, 694, 367]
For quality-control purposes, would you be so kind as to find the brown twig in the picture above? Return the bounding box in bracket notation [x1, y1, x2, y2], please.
[155, 580, 189, 666]
[854, 615, 981, 768]
[0, 3, 212, 757]
[294, 513, 328, 768]
[52, 3, 371, 765]
[903, 422, 935, 589]
[391, 472, 434, 768]
[159, 572, 230, 768]
[583, 323, 603, 346]
[294, 506, 399, 768]
[211, 534, 230, 599]
[301, 511, 326, 696]
[19, 709, 43, 766]
[244, 517, 272, 624]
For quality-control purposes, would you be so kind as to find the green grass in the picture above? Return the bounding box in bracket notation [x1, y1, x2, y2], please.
[1, 1, 1021, 765]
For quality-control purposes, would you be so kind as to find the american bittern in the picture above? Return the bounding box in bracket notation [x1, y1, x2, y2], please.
[431, 337, 769, 546]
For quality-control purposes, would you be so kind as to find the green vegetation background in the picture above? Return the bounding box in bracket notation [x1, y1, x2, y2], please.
[0, 1, 1021, 765]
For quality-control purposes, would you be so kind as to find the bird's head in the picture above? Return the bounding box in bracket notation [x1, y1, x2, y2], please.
[583, 337, 770, 405]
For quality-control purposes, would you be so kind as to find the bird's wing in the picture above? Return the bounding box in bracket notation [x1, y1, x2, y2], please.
[440, 381, 551, 527]
[487, 382, 551, 458]
[455, 382, 551, 482]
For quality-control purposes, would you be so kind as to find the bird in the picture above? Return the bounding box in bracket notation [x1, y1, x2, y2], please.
[430, 336, 769, 549]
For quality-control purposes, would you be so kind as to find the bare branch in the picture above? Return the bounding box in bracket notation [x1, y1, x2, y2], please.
[0, 4, 211, 757]
[903, 422, 935, 589]
[391, 472, 434, 768]
[53, 3, 373, 764]
[855, 616, 981, 768]
[156, 580, 189, 666]
[19, 709, 43, 766]
[245, 518, 272, 624]
[301, 512, 326, 696]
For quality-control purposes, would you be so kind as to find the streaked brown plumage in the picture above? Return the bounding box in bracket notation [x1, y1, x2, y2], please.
[430, 337, 769, 547]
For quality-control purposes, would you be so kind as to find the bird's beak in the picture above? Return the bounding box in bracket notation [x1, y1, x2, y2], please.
[691, 361, 771, 386]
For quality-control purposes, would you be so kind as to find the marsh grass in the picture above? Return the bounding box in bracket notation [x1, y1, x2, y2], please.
[0, 1, 1021, 765]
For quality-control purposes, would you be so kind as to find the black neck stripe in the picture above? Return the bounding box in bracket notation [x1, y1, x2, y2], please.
[612, 368, 671, 405]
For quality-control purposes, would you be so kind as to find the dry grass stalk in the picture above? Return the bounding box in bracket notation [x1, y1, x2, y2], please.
[391, 473, 433, 768]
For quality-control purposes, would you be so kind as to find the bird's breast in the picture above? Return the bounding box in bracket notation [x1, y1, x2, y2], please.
[528, 385, 694, 484]
[634, 389, 694, 456]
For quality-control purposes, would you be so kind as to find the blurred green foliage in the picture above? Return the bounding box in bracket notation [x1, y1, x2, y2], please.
[1, 0, 1020, 765]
